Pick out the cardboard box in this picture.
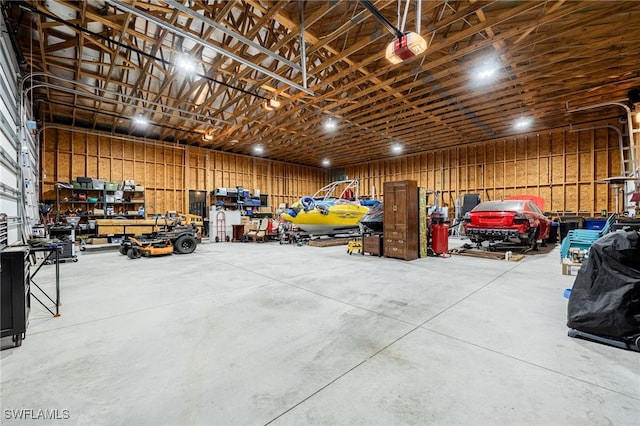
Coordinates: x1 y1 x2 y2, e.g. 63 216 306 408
89 237 108 245
134 185 144 192
240 216 251 224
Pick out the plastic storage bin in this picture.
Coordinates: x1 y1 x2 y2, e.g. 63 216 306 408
584 218 607 230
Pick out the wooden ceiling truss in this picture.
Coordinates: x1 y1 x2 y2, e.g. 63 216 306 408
7 0 640 167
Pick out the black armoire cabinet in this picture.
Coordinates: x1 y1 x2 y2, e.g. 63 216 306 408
1 246 30 348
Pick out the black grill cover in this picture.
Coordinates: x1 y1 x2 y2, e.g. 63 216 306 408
567 230 640 341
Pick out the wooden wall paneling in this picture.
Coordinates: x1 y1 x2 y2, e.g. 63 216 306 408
565 154 578 183
72 152 86 179
85 134 99 157
564 184 578 213
527 158 538 188
594 150 609 181
514 159 526 192
595 183 609 214
145 147 156 189
86 135 98 178
214 152 222 188
485 163 495 193
57 151 71 183
57 128 71 152
494 142 504 189
539 185 551 211
579 183 593 214
123 159 134 181
41 120 626 220
111 156 123 182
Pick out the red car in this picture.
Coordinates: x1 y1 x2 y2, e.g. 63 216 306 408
464 196 551 248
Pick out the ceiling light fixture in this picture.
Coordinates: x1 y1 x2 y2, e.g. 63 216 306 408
392 144 403 154
132 115 148 126
175 53 197 74
514 117 532 130
264 99 281 111
324 119 337 131
253 145 264 154
322 159 330 167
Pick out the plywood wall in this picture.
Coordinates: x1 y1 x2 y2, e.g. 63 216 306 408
42 121 625 218
345 123 624 216
41 127 328 216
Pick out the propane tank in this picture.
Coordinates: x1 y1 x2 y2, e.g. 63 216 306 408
431 216 449 255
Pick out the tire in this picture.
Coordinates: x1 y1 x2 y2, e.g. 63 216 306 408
119 245 128 255
174 235 197 254
127 247 142 259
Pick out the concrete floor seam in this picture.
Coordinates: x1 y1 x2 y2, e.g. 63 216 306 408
261 267 524 425
264 319 433 425
419 326 640 401
411 262 523 326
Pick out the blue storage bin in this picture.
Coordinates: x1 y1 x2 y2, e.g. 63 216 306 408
584 218 607 230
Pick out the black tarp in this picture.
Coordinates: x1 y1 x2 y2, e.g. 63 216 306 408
567 230 640 342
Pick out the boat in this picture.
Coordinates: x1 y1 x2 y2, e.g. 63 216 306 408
280 179 380 234
359 202 384 233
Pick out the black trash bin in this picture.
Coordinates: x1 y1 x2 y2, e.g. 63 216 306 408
558 215 584 242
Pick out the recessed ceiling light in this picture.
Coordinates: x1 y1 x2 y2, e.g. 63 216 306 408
253 145 264 154
392 144 403 154
322 158 330 167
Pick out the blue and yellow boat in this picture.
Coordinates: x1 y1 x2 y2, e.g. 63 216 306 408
280 180 380 234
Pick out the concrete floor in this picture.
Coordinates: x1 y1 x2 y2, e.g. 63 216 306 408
1 237 638 425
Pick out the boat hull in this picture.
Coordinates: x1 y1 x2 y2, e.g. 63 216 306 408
280 203 368 234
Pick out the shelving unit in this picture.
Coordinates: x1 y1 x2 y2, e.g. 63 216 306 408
56 181 145 224
210 187 268 212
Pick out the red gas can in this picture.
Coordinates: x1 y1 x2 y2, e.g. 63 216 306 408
431 222 449 255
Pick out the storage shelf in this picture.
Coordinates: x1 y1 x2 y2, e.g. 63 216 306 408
56 181 145 222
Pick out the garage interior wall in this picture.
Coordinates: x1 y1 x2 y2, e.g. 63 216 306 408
41 119 624 217
0 12 39 245
347 121 625 215
40 126 328 214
